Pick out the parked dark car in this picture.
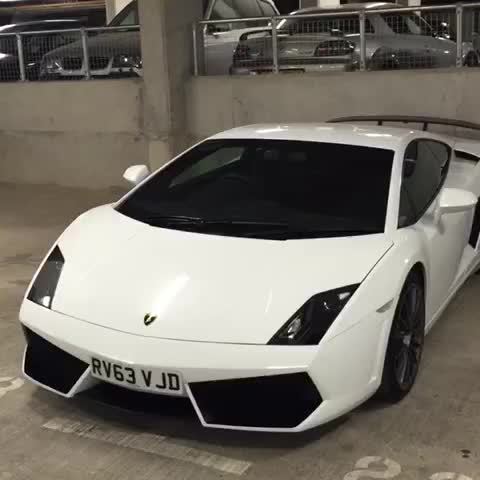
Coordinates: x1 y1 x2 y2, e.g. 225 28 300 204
0 19 89 81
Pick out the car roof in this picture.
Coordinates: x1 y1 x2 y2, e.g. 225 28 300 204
209 123 429 150
0 19 80 32
291 2 399 15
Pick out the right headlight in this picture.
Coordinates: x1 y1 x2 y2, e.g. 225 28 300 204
268 284 359 346
27 246 64 309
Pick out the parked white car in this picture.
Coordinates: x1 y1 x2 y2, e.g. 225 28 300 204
21 117 480 432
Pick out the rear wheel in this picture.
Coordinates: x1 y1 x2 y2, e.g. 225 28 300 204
379 270 425 402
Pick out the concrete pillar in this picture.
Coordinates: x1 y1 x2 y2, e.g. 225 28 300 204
138 0 203 170
105 0 135 24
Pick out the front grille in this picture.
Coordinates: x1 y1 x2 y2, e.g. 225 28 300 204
189 372 322 429
62 56 82 70
89 56 110 70
23 327 88 395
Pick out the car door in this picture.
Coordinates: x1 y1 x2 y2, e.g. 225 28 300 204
378 13 434 68
407 12 456 67
399 140 470 317
204 0 277 74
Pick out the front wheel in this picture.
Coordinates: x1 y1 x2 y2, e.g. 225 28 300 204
464 52 479 67
378 270 425 402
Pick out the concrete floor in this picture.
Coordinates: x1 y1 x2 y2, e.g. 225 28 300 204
1 182 480 480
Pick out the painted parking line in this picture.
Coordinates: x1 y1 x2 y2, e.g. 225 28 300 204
0 377 24 399
43 417 251 476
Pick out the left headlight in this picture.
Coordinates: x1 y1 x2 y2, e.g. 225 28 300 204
268 284 359 346
112 54 142 69
27 246 64 309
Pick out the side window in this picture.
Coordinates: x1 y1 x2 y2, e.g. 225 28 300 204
399 140 451 227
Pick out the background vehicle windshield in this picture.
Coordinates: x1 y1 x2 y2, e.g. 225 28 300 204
118 139 394 240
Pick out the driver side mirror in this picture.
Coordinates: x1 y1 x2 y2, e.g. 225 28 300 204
438 188 477 215
123 165 150 186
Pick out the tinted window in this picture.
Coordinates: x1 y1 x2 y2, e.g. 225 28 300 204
399 140 450 226
118 140 394 240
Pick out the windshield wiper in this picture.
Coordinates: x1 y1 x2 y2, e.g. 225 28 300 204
144 215 288 228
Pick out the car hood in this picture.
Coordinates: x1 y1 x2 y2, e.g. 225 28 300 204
43 30 140 59
51 206 392 345
241 33 346 58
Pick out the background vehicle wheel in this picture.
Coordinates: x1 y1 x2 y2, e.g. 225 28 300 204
464 52 479 67
378 270 425 402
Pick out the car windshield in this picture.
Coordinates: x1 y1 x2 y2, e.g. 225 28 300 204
109 0 138 27
118 139 394 240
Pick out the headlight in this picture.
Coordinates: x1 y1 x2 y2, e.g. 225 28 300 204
27 246 64 309
42 58 63 74
314 40 355 57
112 54 142 69
268 284 359 345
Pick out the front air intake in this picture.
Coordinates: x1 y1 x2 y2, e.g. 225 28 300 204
23 327 88 395
189 372 322 429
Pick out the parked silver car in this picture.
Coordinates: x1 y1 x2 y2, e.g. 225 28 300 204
231 2 479 74
40 0 280 79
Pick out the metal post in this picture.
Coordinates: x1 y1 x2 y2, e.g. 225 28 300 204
359 11 367 71
193 22 199 76
16 34 26 81
271 17 279 74
80 28 91 80
456 3 463 68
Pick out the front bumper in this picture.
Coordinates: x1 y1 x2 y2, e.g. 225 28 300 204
20 300 384 432
230 62 354 75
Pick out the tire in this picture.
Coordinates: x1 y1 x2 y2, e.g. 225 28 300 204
378 270 425 402
464 52 479 67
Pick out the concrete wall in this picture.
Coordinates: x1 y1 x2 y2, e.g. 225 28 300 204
0 80 146 188
186 68 480 141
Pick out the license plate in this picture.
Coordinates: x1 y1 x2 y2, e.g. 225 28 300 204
91 357 184 396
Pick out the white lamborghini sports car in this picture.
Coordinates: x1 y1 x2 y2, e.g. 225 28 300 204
20 116 480 432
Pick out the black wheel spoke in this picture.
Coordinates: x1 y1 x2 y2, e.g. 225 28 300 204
395 345 410 386
389 276 425 393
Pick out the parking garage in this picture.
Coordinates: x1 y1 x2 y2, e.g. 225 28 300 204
1 1 480 479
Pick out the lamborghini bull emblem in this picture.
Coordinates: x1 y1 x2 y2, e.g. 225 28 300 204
144 313 157 326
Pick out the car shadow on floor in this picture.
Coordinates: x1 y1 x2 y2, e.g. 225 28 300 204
29 382 389 451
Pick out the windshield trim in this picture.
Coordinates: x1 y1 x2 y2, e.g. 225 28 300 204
117 138 395 240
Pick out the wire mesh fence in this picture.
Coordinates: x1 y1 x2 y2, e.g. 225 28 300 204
196 2 480 76
0 25 140 82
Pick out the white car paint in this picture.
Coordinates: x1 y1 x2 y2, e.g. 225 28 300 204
20 122 480 432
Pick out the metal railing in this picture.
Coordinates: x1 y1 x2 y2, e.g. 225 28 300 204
0 24 140 82
193 2 480 76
